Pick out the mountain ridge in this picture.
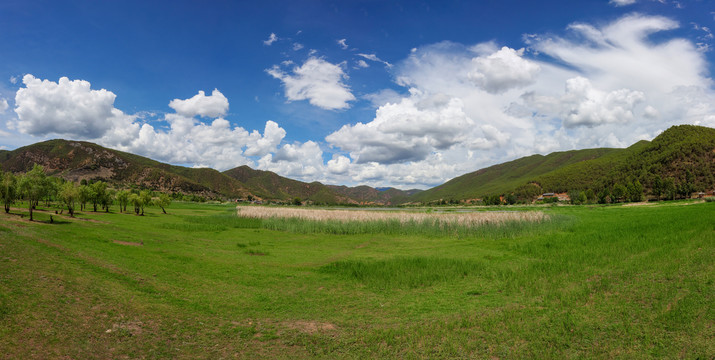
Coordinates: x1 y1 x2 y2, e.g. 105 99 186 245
1 124 713 204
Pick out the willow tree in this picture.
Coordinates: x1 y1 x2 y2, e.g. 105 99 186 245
0 170 17 213
17 164 49 221
59 181 79 217
154 193 171 214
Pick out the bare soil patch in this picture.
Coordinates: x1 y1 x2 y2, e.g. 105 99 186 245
112 240 143 246
284 320 337 334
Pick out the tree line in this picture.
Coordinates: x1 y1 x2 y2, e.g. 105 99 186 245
1 164 172 221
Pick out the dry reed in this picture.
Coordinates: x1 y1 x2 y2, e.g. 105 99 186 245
237 206 546 227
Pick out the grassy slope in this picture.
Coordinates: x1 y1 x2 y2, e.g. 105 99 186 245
0 139 250 198
412 147 619 202
223 165 349 203
0 201 712 358
412 125 715 201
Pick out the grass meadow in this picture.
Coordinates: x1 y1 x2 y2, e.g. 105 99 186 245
0 201 713 358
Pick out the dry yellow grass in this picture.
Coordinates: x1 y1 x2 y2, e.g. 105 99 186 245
237 206 547 226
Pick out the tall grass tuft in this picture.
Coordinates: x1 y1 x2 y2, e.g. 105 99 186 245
319 257 486 289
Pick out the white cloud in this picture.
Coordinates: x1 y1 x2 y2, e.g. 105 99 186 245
267 57 356 110
609 0 637 6
355 60 369 68
293 43 304 51
243 120 286 157
168 89 229 118
0 98 8 113
327 155 350 174
468 46 540 93
6 13 715 191
9 75 288 171
9 76 17 84
326 95 474 164
263 33 278 46
337 38 348 50
318 14 715 188
258 141 325 181
363 89 403 108
357 53 392 68
13 74 121 138
523 76 645 128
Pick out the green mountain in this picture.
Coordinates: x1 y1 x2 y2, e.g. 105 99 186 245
2 125 712 204
326 185 421 205
221 165 354 204
221 166 418 205
410 125 715 203
0 139 252 198
0 139 415 204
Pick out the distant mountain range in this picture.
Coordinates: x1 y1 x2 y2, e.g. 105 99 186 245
0 139 417 205
1 125 713 204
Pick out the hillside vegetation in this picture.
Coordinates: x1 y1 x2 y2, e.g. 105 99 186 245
1 125 712 205
412 125 715 203
0 140 414 205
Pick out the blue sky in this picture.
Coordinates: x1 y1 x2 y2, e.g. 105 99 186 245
0 0 713 189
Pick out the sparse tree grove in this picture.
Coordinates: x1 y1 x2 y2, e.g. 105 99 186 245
0 163 180 220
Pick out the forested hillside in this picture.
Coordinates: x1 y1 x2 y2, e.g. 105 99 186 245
410 125 715 204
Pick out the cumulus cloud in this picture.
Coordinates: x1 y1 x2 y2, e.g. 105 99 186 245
13 74 122 138
10 74 289 171
468 47 540 93
168 89 229 118
243 120 286 157
523 76 645 128
327 155 350 174
258 141 326 181
326 95 474 164
320 14 715 188
267 57 355 110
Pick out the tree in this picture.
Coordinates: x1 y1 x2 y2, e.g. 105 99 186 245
90 181 107 212
514 183 542 203
101 188 115 212
129 193 142 215
154 193 171 214
292 197 302 206
139 190 152 215
611 184 626 203
652 175 663 201
0 170 17 213
597 187 611 204
17 164 48 221
663 177 676 200
116 190 129 213
627 180 644 202
78 184 91 211
59 182 79 217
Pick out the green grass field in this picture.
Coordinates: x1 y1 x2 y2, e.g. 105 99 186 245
0 201 713 358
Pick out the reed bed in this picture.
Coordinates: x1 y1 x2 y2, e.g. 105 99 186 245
236 206 551 238
237 206 546 225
